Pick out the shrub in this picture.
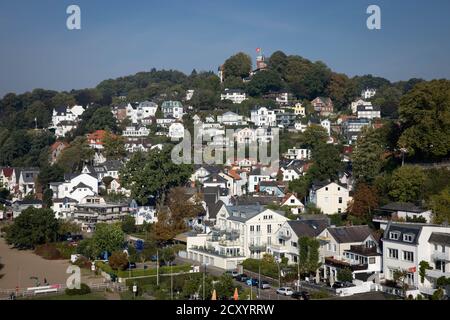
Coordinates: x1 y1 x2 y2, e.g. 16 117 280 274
310 290 330 300
34 244 62 260
65 283 91 296
108 251 128 271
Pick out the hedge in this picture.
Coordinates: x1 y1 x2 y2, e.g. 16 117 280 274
242 259 279 279
117 264 192 278
95 261 192 279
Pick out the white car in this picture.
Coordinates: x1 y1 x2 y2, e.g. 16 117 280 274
277 287 294 296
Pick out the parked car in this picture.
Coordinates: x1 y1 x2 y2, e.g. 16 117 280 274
276 287 294 296
246 278 259 287
236 274 249 282
332 281 354 289
259 280 271 289
127 262 137 270
291 291 310 300
225 270 240 278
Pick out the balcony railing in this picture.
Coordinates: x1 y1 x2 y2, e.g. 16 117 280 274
278 232 291 240
425 269 450 279
432 251 450 262
249 244 267 251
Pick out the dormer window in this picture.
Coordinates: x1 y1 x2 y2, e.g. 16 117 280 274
389 232 400 240
403 234 414 243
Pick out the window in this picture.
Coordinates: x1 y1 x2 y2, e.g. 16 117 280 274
338 187 341 191
403 251 414 262
388 248 399 259
369 257 376 264
250 226 254 232
338 208 342 214
403 234 414 243
256 225 261 232
290 199 295 204
267 225 272 234
389 232 400 240
338 197 343 204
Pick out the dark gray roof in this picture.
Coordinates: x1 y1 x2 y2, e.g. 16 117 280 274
232 196 281 206
287 220 328 238
328 225 373 243
53 197 78 203
15 199 43 205
207 200 225 220
203 173 227 184
382 223 423 245
104 160 123 171
71 182 93 192
429 232 450 246
226 204 263 222
380 202 425 213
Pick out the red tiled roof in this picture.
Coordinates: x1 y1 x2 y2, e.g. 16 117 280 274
2 167 14 178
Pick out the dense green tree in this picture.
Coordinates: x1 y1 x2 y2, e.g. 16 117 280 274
121 215 137 235
352 126 386 184
223 52 252 80
51 92 76 108
309 143 343 182
57 137 94 173
388 165 426 202
430 187 450 224
119 147 193 205
246 70 284 97
268 51 288 77
85 106 119 133
398 80 450 158
92 223 125 255
103 132 127 160
6 207 59 249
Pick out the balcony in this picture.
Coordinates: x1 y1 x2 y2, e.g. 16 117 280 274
268 244 289 253
425 269 450 279
432 251 450 262
249 244 267 251
325 257 368 271
278 232 291 240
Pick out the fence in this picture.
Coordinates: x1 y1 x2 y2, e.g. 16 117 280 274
0 281 127 300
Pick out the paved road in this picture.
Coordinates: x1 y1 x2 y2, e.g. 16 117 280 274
175 256 297 301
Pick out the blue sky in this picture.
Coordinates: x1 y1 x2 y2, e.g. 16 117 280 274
1 0 450 97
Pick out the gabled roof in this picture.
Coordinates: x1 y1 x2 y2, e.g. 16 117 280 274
226 204 263 222
1 167 14 178
429 232 450 246
53 197 78 203
327 225 373 244
71 182 93 192
287 220 328 238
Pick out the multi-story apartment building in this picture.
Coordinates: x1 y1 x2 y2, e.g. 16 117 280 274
186 205 288 270
250 107 277 127
161 101 184 120
220 89 248 104
357 105 381 120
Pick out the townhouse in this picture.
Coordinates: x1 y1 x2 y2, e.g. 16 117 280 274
250 107 277 127
317 225 381 283
268 218 329 264
381 222 450 297
311 97 334 117
217 111 247 126
161 101 185 120
309 181 351 215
